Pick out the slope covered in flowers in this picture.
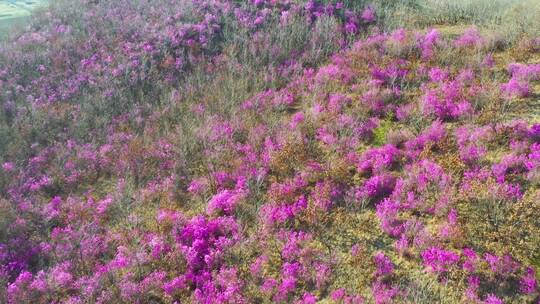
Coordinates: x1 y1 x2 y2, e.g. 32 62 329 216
1 1 540 303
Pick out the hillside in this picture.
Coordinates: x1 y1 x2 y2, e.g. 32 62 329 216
1 1 540 303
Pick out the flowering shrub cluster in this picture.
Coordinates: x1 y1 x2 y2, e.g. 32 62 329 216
501 63 540 99
1 1 540 303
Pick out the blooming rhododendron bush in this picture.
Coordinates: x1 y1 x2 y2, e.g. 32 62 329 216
1 0 540 303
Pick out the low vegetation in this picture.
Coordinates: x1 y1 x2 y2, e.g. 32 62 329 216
1 0 540 303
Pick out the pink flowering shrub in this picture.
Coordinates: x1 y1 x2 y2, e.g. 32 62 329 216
501 63 540 99
373 252 393 276
418 28 442 59
454 27 484 48
206 187 246 216
372 280 399 304
404 120 446 158
357 145 401 175
520 267 538 294
356 173 396 203
391 160 453 214
454 125 493 165
528 124 540 142
421 247 459 274
420 73 475 121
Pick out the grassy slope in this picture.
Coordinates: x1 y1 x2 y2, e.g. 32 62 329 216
0 1 46 39
1 1 540 303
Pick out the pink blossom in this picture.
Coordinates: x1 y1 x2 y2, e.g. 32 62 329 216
454 27 484 48
484 294 504 304
361 6 376 22
421 247 459 274
520 267 537 294
290 112 305 129
374 252 394 276
206 189 245 215
2 162 14 172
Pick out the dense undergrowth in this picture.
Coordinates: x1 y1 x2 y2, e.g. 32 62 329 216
1 0 540 303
